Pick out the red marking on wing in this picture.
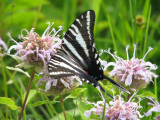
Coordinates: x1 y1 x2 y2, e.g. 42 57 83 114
84 71 88 74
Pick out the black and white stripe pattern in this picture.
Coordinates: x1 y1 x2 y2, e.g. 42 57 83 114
48 49 99 87
48 10 130 96
62 10 95 69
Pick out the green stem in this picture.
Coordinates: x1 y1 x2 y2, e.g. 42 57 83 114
60 95 67 120
0 109 5 120
107 14 117 52
43 95 55 117
129 0 137 44
7 3 14 47
154 78 157 100
73 100 77 117
0 57 8 119
101 2 117 52
32 0 42 27
18 68 35 120
143 6 151 55
102 91 107 120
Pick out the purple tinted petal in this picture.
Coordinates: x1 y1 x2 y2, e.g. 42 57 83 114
45 80 53 90
36 47 39 60
52 79 57 86
22 51 34 59
7 45 21 54
84 110 92 118
60 79 70 88
52 39 62 49
16 49 27 56
0 38 8 50
105 114 110 118
146 105 160 116
42 22 51 38
38 53 46 68
125 71 133 85
36 76 45 86
156 114 160 120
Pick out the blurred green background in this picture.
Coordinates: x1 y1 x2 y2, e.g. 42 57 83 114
0 0 160 119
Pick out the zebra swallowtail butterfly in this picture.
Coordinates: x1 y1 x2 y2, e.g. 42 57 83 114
48 10 130 97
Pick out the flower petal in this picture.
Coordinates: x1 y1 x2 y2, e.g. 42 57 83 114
0 38 8 50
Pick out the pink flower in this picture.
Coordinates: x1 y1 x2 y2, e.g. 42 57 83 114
7 22 62 69
100 45 158 90
84 92 143 120
36 69 82 96
7 22 82 96
145 97 160 120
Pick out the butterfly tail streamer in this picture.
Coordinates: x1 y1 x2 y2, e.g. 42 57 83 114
77 71 114 99
103 75 130 94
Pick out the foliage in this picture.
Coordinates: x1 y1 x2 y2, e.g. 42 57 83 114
0 0 160 119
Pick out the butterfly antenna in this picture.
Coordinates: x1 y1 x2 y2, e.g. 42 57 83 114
103 75 130 94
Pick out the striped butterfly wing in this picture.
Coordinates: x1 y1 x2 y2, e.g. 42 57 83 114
48 10 130 95
62 10 104 81
48 49 101 88
48 10 104 90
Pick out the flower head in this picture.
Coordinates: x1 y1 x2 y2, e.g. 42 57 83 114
84 92 143 120
136 15 145 25
0 37 8 56
101 45 158 90
36 70 82 96
8 22 62 69
145 97 160 120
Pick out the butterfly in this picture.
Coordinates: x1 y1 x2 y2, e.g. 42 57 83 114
48 10 130 97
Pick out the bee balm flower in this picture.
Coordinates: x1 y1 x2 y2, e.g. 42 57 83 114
37 70 82 96
84 93 143 120
101 45 158 90
7 22 62 69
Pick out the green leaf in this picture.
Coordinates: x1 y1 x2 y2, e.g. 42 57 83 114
15 62 33 69
6 66 30 77
64 88 87 100
30 100 59 107
0 97 20 110
77 101 93 120
6 54 23 63
136 91 157 100
61 112 74 120
23 89 39 105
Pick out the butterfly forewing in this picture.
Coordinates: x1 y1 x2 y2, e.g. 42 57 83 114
62 10 96 69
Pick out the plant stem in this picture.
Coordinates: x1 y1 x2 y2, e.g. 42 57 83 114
129 0 137 44
154 78 157 100
32 0 42 28
0 57 8 119
18 68 35 120
107 14 117 52
143 6 151 55
73 100 77 117
102 90 107 120
60 95 67 120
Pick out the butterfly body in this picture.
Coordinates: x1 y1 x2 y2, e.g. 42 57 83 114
48 10 130 96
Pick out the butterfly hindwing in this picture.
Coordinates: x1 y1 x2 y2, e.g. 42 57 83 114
48 49 100 87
